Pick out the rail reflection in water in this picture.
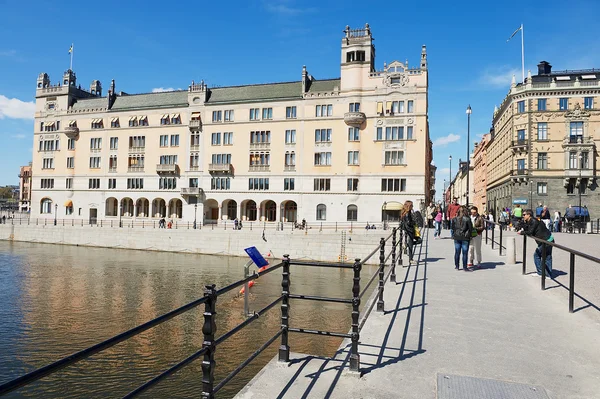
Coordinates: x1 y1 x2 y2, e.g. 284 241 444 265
0 241 377 398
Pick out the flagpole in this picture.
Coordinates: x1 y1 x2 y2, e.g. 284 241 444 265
70 43 73 71
520 24 525 83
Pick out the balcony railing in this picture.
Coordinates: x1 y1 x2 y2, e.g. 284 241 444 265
108 167 117 173
249 142 270 150
129 147 145 154
128 166 145 172
564 135 593 145
511 139 527 147
515 169 527 175
208 163 232 173
190 144 200 151
343 111 366 126
64 126 79 138
189 119 202 131
284 165 296 172
249 164 270 172
190 165 199 171
181 187 201 196
156 164 179 174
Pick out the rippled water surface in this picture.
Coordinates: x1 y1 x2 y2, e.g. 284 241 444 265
0 241 377 398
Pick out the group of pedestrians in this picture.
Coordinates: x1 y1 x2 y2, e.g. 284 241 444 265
450 205 484 271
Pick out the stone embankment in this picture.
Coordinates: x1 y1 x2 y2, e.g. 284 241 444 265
0 224 389 263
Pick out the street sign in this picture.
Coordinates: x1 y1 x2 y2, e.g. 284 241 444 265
513 198 528 205
244 246 269 267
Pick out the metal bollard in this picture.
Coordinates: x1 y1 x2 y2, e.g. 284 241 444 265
349 258 361 372
201 284 217 399
391 228 397 283
505 237 516 264
377 237 385 312
522 235 527 275
279 255 291 362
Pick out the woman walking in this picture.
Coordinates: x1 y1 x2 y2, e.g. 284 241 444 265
401 200 418 266
433 206 443 239
452 206 473 271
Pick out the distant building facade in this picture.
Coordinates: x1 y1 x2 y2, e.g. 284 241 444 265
487 61 599 216
472 133 491 212
30 24 432 225
19 163 32 212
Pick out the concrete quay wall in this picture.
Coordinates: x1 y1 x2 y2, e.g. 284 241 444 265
0 224 390 263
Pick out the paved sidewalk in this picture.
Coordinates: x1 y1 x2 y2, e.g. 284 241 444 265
235 229 600 399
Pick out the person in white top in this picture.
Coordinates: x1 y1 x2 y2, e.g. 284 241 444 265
553 210 561 233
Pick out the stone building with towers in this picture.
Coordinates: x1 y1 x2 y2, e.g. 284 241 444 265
30 24 432 225
485 61 600 217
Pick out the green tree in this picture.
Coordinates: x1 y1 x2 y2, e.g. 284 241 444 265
0 187 13 199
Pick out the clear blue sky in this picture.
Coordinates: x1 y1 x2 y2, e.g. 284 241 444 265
1 0 599 199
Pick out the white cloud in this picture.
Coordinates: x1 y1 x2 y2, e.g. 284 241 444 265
11 134 27 139
433 133 461 147
264 0 315 15
0 95 35 119
478 66 520 89
437 167 450 177
0 50 16 57
151 87 181 93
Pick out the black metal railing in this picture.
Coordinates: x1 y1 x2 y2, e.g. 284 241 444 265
483 220 505 255
520 234 600 313
0 228 405 398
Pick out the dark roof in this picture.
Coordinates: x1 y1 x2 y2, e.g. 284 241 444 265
111 91 189 111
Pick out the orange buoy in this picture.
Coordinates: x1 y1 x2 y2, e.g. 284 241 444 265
239 257 270 295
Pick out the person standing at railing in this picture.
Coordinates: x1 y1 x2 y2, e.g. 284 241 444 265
518 209 554 277
446 198 461 237
433 206 443 239
468 206 484 269
452 206 473 271
401 200 417 266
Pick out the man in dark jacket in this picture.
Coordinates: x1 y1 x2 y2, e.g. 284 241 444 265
518 209 553 277
446 198 461 237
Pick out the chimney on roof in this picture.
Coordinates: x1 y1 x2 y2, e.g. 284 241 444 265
537 61 552 75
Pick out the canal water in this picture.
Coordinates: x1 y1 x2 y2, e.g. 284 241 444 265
0 241 378 398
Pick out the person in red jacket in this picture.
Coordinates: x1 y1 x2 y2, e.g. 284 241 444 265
446 198 461 237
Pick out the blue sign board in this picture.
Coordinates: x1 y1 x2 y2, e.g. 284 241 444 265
513 198 528 205
244 246 269 267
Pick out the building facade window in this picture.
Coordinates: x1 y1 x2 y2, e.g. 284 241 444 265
517 159 525 170
160 135 169 147
190 154 199 169
250 108 260 121
160 114 171 125
384 151 404 165
90 138 102 150
89 178 100 189
211 177 231 190
316 204 327 220
569 151 578 169
389 101 404 114
537 122 548 140
407 100 414 113
537 153 548 169
249 152 269 166
211 132 221 145
189 178 199 188
223 132 233 145
348 127 360 141
212 111 222 122
538 98 547 111
171 114 181 124
129 116 139 127
39 139 59 152
41 179 54 189
315 104 333 117
224 110 234 122
314 152 332 166
517 129 526 141
91 119 103 129
349 103 360 112
262 108 273 120
347 151 359 165
41 198 53 213
381 178 406 192
170 134 179 147
250 131 271 143
315 129 332 143
567 178 575 194
89 157 101 169
129 136 145 149
110 118 120 128
284 178 295 191
42 158 54 169
248 178 269 190
285 130 296 144
584 97 594 110
128 155 145 170
570 122 584 141
159 155 178 165
211 154 231 164
347 205 358 221
285 151 295 166
407 126 414 139
314 178 331 191
67 138 75 150
581 152 589 169
108 178 117 189
159 177 177 190
517 101 525 113
108 155 117 170
559 98 568 110
347 178 358 191
127 178 144 189
537 182 547 195
110 137 118 150
191 133 200 147
66 178 73 189
67 157 74 169
286 106 297 119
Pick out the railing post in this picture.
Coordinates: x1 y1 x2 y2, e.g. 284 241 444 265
569 253 575 313
485 221 488 244
541 242 547 290
491 226 495 250
201 284 217 399
499 225 503 256
398 228 404 268
391 228 397 283
522 234 527 275
350 258 361 372
377 237 385 312
279 255 290 362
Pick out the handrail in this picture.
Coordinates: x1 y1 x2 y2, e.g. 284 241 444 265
526 234 600 263
0 230 398 398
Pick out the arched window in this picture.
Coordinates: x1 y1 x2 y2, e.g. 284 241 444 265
41 198 53 214
347 205 358 221
316 204 327 221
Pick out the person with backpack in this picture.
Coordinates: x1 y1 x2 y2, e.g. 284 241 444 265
401 200 418 266
468 206 484 269
452 206 473 271
499 208 508 231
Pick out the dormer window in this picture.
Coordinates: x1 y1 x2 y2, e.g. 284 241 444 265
129 116 138 127
160 114 170 125
91 119 104 129
171 114 181 124
139 116 149 126
110 118 120 128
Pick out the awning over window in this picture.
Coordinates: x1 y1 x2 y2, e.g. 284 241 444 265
64 200 73 207
172 113 180 118
383 201 402 211
68 120 77 127
47 121 55 127
129 116 137 122
161 114 169 119
377 102 383 114
111 117 119 123
139 115 147 121
191 112 201 120
385 101 392 113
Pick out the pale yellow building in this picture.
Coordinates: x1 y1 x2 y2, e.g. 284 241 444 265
472 133 491 212
487 61 599 216
31 24 432 225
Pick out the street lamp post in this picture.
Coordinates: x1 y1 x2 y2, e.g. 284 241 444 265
54 203 57 226
579 153 583 211
466 105 472 206
383 201 388 230
448 155 452 202
119 203 123 228
194 203 198 229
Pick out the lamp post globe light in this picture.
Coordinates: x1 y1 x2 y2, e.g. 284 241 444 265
54 203 57 226
466 105 472 207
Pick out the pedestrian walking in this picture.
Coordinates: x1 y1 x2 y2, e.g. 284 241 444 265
468 206 484 269
486 210 494 231
401 200 418 266
512 204 523 230
446 198 461 237
426 202 436 228
540 206 552 231
234 218 239 230
553 210 561 233
518 209 554 277
433 206 443 238
452 206 473 271
499 208 508 231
